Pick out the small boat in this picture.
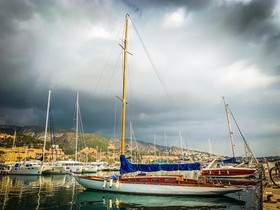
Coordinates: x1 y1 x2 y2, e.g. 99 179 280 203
201 158 258 179
202 97 259 180
8 160 42 175
74 14 242 196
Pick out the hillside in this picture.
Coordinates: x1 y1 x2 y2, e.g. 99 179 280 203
0 125 108 155
0 125 219 163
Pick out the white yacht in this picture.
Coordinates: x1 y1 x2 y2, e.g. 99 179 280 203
8 160 42 175
43 160 83 174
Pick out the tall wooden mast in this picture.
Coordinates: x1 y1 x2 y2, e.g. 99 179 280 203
121 14 129 156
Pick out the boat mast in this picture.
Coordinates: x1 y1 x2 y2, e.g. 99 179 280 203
208 139 212 154
11 129 16 162
222 96 236 158
121 14 129 156
75 92 79 161
179 130 183 158
42 90 51 165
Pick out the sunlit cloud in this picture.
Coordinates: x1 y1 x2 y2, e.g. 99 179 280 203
162 8 187 29
217 60 277 93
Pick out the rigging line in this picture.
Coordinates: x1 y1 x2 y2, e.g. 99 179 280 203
229 108 259 164
92 41 114 96
127 21 138 131
127 67 135 131
114 98 117 138
78 106 86 149
114 98 122 140
104 49 122 97
129 16 174 106
92 17 125 97
49 106 56 145
73 102 78 155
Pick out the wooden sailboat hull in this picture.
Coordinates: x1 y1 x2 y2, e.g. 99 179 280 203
74 175 242 196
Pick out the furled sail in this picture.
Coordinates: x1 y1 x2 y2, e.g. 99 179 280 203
120 155 200 174
222 157 240 164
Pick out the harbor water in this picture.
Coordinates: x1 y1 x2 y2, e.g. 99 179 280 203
0 174 261 210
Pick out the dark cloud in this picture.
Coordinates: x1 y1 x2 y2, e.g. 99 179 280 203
0 0 34 37
221 0 275 35
0 0 279 156
213 0 280 75
122 0 210 12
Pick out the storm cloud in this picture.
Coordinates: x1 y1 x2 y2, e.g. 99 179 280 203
0 0 279 156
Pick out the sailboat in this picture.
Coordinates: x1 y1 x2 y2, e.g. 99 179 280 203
74 93 97 173
43 93 85 174
8 91 53 176
8 146 43 175
201 97 258 179
74 14 242 195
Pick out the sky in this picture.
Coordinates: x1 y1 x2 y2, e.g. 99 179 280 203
0 0 279 157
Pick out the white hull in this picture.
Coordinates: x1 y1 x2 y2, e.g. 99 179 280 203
43 161 84 174
43 165 83 174
8 166 42 175
42 166 66 175
74 176 241 196
8 161 42 175
82 165 98 173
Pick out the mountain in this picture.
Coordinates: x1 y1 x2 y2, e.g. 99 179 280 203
0 125 108 155
0 125 218 162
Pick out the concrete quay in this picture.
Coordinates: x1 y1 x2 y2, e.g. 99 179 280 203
262 168 280 209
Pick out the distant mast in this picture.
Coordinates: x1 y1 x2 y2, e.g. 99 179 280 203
223 96 236 158
43 90 51 165
208 139 212 154
121 14 129 156
12 129 16 149
75 92 79 161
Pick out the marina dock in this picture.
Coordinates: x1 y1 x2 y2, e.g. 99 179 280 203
262 176 280 209
262 181 280 210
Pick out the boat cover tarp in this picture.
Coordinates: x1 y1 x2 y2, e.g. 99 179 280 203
222 157 240 164
120 155 201 174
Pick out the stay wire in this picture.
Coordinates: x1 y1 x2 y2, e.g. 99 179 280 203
129 16 174 107
229 108 258 165
92 16 126 97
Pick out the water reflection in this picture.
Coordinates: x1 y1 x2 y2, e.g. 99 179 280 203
0 175 82 210
75 190 245 209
